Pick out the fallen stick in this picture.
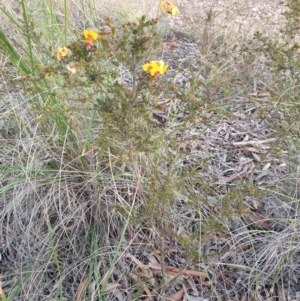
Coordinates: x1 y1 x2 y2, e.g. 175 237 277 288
232 138 277 147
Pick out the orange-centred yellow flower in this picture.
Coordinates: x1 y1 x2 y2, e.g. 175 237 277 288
159 1 179 16
83 30 98 46
56 47 68 61
143 60 168 77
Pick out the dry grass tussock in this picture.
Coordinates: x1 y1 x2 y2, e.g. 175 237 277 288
1 0 300 300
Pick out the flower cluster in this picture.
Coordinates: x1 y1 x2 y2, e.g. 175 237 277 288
142 3 178 78
160 1 179 16
55 5 179 79
56 47 68 61
83 29 98 46
143 60 169 77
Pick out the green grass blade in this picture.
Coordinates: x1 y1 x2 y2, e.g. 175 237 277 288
20 0 35 74
0 30 31 74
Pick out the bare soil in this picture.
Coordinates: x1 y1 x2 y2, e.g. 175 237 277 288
99 0 288 37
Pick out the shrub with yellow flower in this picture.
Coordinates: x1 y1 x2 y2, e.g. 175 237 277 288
56 47 68 61
143 60 169 77
83 30 98 46
159 1 179 16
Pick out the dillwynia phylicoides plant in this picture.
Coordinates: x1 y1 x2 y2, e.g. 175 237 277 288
7 0 246 245
22 1 189 170
41 1 181 157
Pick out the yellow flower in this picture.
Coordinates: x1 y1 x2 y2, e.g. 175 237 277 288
83 29 98 46
159 1 179 16
56 46 68 61
143 60 169 77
